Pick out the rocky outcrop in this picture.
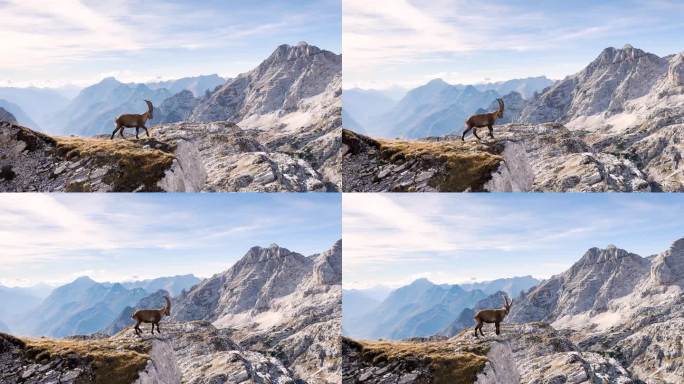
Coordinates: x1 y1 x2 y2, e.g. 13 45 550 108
341 129 533 192
0 331 176 384
0 319 302 384
173 241 342 383
0 107 16 124
0 122 176 192
343 323 632 384
1 121 336 192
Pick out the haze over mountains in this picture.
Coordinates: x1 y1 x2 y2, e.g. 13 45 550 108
0 275 199 337
0 76 225 136
343 76 554 138
342 276 539 340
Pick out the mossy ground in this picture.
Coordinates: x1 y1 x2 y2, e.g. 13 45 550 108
22 337 150 384
376 138 504 191
349 338 490 384
54 137 175 192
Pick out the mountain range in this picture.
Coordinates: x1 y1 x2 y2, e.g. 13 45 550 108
0 242 340 384
344 237 684 383
343 276 539 340
173 240 342 383
344 45 684 192
1 42 341 192
344 76 554 138
1 275 198 338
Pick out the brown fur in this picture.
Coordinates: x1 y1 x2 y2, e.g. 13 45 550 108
462 98 504 141
111 100 154 140
473 294 511 338
131 296 170 336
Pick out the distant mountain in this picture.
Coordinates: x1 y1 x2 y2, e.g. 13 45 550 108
518 44 671 125
54 77 172 136
342 289 380 324
345 278 488 340
146 74 226 97
0 285 43 329
343 88 397 131
459 275 539 298
342 109 366 133
173 240 342 383
509 244 651 324
371 79 499 139
0 87 70 132
474 76 554 99
352 77 553 139
0 99 39 129
150 90 199 124
121 274 200 296
102 289 170 335
0 107 16 123
18 276 149 337
190 43 341 127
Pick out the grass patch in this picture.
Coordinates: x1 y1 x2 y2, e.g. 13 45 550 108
23 337 150 384
54 137 175 192
352 338 490 384
376 138 504 192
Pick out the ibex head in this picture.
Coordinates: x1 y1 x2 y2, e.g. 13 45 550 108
495 98 504 118
501 293 512 314
162 296 171 316
144 100 154 120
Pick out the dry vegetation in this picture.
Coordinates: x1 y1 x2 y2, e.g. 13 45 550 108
376 138 504 191
348 338 490 384
22 337 151 384
54 137 175 191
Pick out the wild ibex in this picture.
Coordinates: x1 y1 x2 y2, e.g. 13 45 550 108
473 293 512 338
462 98 504 141
131 296 170 336
111 100 153 140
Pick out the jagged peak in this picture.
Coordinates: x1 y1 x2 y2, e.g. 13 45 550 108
669 237 684 253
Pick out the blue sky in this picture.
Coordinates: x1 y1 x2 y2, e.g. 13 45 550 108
343 0 684 89
343 193 684 289
0 0 341 87
0 193 340 287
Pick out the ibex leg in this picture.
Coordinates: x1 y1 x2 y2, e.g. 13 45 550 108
135 127 140 139
495 322 500 335
142 126 150 138
488 124 494 139
111 126 121 140
472 128 481 140
119 127 125 138
134 320 142 336
462 126 473 141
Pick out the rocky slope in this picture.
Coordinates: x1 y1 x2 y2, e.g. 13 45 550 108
342 129 533 192
1 119 336 192
510 237 684 383
1 321 299 384
343 322 632 384
173 241 342 383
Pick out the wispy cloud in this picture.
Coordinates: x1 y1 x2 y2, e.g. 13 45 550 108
0 194 340 286
343 194 684 289
344 0 684 88
0 0 340 86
